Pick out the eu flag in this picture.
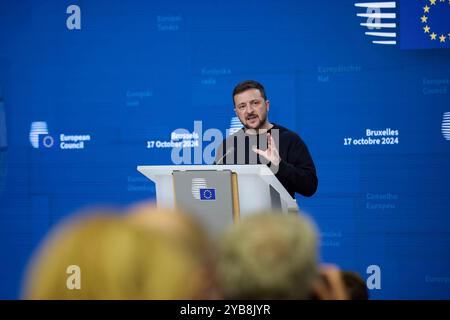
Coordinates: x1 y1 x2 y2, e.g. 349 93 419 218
199 188 216 200
400 0 450 49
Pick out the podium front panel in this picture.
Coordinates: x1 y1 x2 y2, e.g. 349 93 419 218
173 170 234 236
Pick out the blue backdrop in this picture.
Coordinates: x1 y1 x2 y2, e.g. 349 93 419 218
1 0 449 299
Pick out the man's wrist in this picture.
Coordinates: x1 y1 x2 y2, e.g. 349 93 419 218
271 156 280 166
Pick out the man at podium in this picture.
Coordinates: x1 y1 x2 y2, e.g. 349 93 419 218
215 80 318 198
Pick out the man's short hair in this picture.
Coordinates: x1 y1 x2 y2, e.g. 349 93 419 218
232 80 267 105
218 213 319 299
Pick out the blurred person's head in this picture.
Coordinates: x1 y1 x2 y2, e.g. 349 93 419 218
126 202 220 299
341 270 369 300
23 209 211 299
126 202 209 251
218 212 319 299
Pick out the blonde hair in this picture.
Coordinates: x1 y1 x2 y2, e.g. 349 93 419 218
23 210 206 299
126 203 219 299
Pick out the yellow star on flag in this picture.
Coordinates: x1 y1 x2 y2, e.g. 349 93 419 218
430 32 437 40
430 0 436 5
421 15 428 23
423 25 430 33
423 5 430 12
439 34 446 42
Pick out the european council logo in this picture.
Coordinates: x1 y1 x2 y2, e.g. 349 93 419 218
191 178 216 201
191 178 208 200
228 116 243 136
355 1 450 49
355 2 398 45
29 121 54 148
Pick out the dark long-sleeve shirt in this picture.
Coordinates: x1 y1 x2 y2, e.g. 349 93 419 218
215 123 318 198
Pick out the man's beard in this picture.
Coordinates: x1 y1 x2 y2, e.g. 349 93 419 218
242 113 267 131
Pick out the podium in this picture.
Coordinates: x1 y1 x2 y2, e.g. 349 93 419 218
137 165 298 235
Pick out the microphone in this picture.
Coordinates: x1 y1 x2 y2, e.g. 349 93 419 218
215 147 234 165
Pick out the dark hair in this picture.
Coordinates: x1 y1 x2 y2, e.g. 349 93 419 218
341 271 369 300
232 80 267 105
